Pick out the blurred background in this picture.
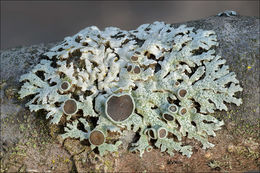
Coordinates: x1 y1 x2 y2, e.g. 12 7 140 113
1 1 259 49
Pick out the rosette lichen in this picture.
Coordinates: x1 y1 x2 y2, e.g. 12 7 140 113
19 21 243 157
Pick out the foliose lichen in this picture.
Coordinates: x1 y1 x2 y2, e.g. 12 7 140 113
19 21 243 157
217 10 237 17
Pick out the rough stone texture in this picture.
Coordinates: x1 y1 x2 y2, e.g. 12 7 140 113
0 15 259 172
1 44 54 145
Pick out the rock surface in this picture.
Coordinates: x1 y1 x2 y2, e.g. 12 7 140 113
1 15 259 172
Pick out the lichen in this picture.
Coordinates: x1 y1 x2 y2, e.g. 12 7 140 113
19 21 242 157
217 10 237 17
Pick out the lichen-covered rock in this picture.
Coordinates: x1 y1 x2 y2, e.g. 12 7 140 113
19 21 242 157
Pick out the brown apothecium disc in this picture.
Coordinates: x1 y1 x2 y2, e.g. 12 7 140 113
179 89 187 97
180 108 187 115
163 113 174 121
63 99 77 115
159 128 167 138
106 95 134 122
131 56 138 61
133 66 141 74
89 130 105 146
61 81 69 90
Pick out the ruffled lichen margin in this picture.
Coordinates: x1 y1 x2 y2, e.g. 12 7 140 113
18 21 242 157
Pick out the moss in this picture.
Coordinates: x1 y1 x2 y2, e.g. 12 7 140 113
63 138 89 156
4 86 18 100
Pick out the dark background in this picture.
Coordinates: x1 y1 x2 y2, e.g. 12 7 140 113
1 1 259 50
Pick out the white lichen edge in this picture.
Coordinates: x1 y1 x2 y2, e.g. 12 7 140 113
19 21 243 157
217 10 237 17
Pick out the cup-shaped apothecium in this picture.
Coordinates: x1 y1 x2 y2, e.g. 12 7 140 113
157 127 168 139
179 107 187 116
168 104 178 113
62 99 78 115
89 130 105 146
174 81 180 87
162 112 175 122
133 66 141 74
147 128 157 139
177 88 187 98
105 94 135 123
146 146 153 152
144 128 157 139
127 65 132 72
131 56 139 62
60 81 71 92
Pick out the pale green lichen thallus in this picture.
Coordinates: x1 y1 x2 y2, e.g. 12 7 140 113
19 22 243 157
